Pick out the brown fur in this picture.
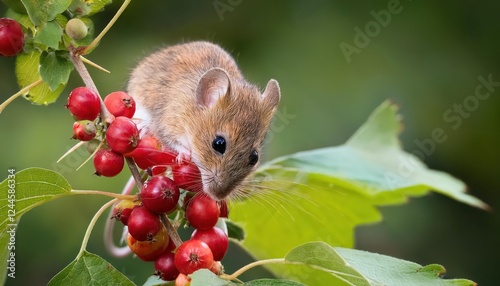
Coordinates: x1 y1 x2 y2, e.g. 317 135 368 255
127 41 280 200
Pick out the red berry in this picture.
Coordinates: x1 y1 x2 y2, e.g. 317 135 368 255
127 206 161 241
191 227 228 261
106 116 140 154
112 199 139 225
93 149 124 177
67 87 101 121
141 176 180 214
172 162 202 192
72 120 96 141
125 136 176 171
0 18 24 57
104 91 136 118
174 239 214 275
127 226 169 261
155 251 180 281
186 195 220 230
219 200 229 218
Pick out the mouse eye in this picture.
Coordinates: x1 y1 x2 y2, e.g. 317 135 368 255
212 136 226 154
249 150 259 166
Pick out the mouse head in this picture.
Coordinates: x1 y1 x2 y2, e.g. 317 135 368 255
189 68 280 200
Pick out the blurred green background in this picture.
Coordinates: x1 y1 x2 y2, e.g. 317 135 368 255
1 0 499 285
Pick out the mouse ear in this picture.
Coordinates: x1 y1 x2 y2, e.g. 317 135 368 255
261 79 281 110
196 68 231 108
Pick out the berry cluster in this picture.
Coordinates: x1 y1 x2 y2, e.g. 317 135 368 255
66 87 140 177
112 170 229 284
65 87 230 284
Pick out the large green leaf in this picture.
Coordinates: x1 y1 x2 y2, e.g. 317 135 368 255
15 50 66 105
281 242 475 286
0 168 73 284
230 101 486 285
47 251 134 286
21 0 72 26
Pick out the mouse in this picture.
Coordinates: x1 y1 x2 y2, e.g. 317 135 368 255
127 41 281 200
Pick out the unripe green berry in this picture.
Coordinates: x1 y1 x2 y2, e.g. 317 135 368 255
65 18 88 40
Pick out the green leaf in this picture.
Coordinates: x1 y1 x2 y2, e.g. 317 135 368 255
143 275 171 286
33 20 63 50
0 168 73 284
190 269 230 286
226 219 245 241
245 279 307 286
230 101 486 285
281 242 476 285
40 51 73 91
87 0 113 16
15 50 66 105
48 251 135 286
21 0 72 26
5 9 34 31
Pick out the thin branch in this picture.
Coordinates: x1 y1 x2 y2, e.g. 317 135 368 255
69 48 114 125
71 189 137 200
76 140 104 171
80 56 110 73
125 157 144 190
161 214 183 248
77 199 118 258
0 79 43 114
222 258 286 281
57 140 86 163
83 0 132 54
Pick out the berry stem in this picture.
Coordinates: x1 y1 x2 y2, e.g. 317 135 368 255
160 214 183 248
83 0 131 54
69 47 115 126
0 79 43 114
71 189 137 200
125 157 144 190
221 258 286 281
77 198 118 258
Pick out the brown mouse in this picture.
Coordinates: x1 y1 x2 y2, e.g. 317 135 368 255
127 41 281 200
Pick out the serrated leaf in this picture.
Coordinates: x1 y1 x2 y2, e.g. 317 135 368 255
47 251 135 286
21 0 72 26
226 219 245 241
230 101 486 285
15 50 66 105
0 168 73 284
33 20 63 50
190 269 231 286
40 51 73 91
281 242 476 286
